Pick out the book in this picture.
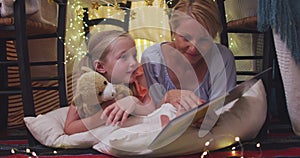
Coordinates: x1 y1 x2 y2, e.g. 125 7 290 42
148 67 272 150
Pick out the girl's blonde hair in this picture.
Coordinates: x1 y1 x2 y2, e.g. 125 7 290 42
170 0 222 39
76 30 132 75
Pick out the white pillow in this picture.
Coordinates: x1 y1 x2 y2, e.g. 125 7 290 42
95 103 177 154
24 107 119 148
24 103 176 149
93 79 267 157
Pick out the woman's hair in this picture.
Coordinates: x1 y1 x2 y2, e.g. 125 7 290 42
76 30 131 75
170 0 222 38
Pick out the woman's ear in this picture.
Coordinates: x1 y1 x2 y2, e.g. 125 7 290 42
94 60 106 74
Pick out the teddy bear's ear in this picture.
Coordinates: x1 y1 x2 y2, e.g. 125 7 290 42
81 66 93 72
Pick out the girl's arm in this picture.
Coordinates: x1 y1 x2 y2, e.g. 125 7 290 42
100 65 160 126
100 96 149 126
101 75 156 126
64 104 106 135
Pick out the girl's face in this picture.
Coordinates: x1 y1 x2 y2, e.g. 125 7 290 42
173 19 213 65
98 36 138 84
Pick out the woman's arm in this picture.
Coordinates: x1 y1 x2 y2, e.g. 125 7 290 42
64 105 106 135
158 89 205 111
141 48 204 113
141 45 168 106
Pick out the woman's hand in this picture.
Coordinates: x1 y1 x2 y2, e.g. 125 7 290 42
100 96 139 126
164 89 205 112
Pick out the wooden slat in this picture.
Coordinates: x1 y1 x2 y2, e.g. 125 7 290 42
4 42 72 129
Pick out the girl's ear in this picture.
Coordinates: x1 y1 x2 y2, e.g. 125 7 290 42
94 60 106 74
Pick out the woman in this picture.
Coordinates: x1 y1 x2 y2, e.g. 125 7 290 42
141 0 236 119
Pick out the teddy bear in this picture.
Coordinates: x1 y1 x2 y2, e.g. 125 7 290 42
72 66 133 119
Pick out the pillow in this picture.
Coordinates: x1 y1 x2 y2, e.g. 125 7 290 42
24 107 119 148
94 103 177 154
93 79 267 157
0 0 39 17
24 103 175 149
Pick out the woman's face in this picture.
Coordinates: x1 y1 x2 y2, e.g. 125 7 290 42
173 19 213 65
101 37 138 84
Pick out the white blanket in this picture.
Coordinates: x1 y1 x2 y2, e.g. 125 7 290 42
24 80 267 157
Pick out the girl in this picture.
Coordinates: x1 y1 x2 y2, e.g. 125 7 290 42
64 30 162 135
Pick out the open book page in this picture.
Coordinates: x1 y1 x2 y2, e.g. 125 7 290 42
148 68 271 150
148 94 227 150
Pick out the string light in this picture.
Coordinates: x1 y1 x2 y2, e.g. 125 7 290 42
9 147 65 157
26 148 31 153
9 147 39 157
200 135 246 157
11 148 15 154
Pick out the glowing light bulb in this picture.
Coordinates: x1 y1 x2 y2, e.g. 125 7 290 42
26 148 31 153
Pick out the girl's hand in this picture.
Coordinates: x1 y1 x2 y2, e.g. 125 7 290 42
101 96 139 126
164 89 205 112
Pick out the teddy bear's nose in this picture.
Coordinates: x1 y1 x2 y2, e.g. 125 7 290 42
111 88 116 97
111 91 116 97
